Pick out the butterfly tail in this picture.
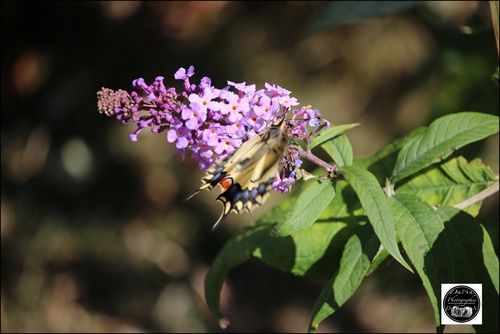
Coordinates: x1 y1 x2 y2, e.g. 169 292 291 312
182 183 213 202
212 200 232 230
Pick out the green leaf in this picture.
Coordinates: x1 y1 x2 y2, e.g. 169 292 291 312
391 112 499 183
204 225 273 329
309 123 359 149
271 179 336 237
436 206 499 333
301 172 369 221
306 1 419 33
204 220 362 327
390 194 452 332
320 133 353 167
286 221 360 278
358 126 427 168
357 126 427 179
308 222 380 332
205 178 371 327
390 195 500 332
366 245 390 275
340 165 413 272
395 156 498 216
269 213 362 279
490 2 499 71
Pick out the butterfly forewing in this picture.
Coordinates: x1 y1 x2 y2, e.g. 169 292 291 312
215 127 288 228
184 118 289 229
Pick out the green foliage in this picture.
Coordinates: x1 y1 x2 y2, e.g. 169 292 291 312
270 178 337 237
203 3 500 332
391 112 499 182
306 1 419 33
205 112 499 332
310 123 359 167
308 222 381 332
341 165 412 272
396 156 497 216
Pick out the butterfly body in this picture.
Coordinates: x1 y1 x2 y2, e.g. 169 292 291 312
184 118 289 230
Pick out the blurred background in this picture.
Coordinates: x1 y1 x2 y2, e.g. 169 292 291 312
1 1 498 333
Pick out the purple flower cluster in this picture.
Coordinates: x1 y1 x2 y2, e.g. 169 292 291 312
97 66 330 192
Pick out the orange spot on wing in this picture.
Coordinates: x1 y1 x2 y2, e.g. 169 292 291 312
219 177 233 190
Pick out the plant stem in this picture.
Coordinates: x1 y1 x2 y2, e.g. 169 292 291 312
296 148 338 176
454 182 499 210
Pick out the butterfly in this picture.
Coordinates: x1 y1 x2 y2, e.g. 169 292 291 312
183 116 289 230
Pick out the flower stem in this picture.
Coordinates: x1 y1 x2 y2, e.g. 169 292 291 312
296 148 338 177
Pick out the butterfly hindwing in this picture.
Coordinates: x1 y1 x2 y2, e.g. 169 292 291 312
215 127 288 229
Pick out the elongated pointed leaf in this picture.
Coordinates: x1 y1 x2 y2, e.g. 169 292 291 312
491 1 499 63
340 165 412 272
391 112 499 182
271 179 336 237
366 245 390 275
321 133 353 167
204 225 274 328
390 195 452 332
309 223 380 333
390 195 499 332
436 206 499 333
205 199 364 327
396 156 497 216
357 126 428 185
306 1 419 33
204 223 360 327
309 123 360 149
357 126 427 169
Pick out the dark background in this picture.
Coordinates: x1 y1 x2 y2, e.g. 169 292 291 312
1 1 498 332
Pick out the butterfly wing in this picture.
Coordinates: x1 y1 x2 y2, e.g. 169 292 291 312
184 121 288 229
182 132 267 201
214 127 288 229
